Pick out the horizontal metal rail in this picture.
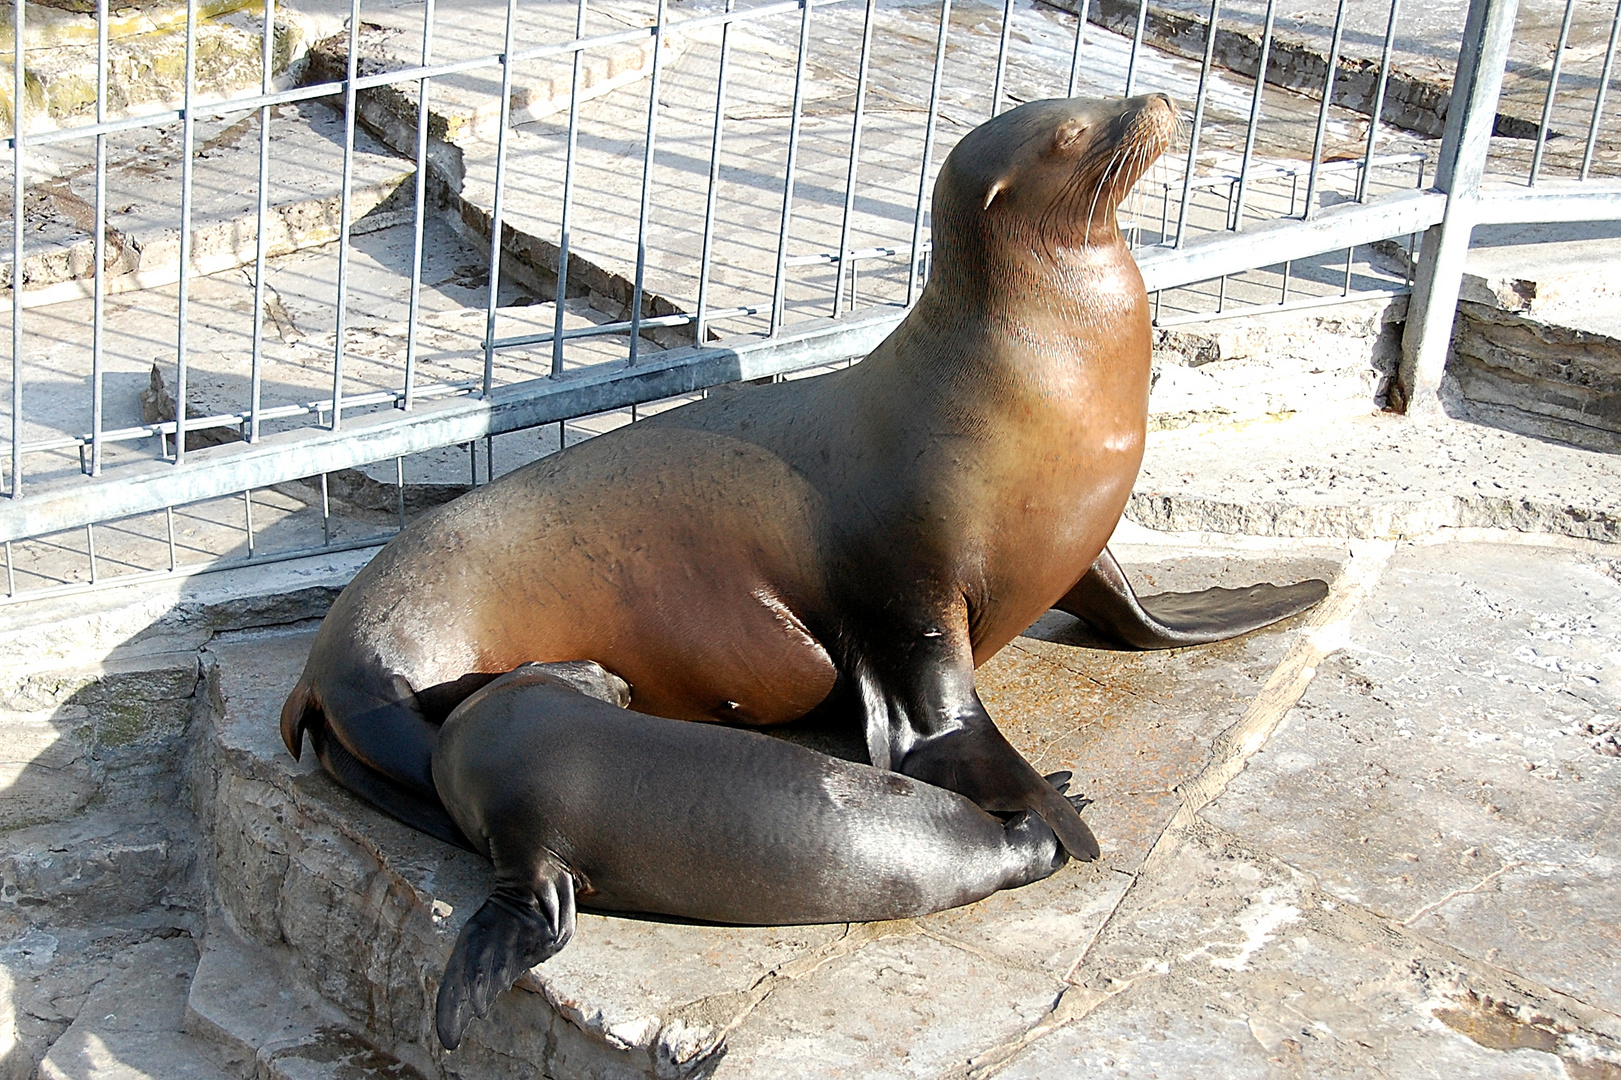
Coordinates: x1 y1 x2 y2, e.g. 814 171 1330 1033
1473 182 1621 225
1135 189 1445 292
0 308 901 543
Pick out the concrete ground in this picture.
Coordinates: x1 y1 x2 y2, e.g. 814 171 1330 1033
1 406 1619 1079
0 0 1619 1076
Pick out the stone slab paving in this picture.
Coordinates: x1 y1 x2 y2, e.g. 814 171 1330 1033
993 821 1609 1079
1204 540 1621 1015
35 936 233 1080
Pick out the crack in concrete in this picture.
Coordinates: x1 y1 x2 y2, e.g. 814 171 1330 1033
1400 861 1528 928
939 540 1397 1076
658 918 923 1062
1165 538 1396 829
946 978 1146 1080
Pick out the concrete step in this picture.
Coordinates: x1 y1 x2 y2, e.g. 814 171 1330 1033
1128 409 1621 542
301 0 662 148
185 915 422 1080
1 815 187 925
35 935 236 1080
0 649 199 839
4 100 412 304
0 0 332 136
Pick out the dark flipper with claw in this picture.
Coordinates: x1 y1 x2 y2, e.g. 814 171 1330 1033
435 852 576 1051
1056 547 1329 650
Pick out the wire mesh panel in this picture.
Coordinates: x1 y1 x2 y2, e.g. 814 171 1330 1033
0 0 1616 601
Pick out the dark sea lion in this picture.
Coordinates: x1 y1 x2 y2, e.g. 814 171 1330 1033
281 92 1327 860
430 661 1084 1050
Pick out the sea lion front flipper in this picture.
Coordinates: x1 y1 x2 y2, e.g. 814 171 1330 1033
435 851 576 1051
1055 548 1329 650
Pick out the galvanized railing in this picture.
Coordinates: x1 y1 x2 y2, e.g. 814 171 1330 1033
0 0 1617 602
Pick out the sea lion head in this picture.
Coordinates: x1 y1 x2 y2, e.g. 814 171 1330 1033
932 94 1177 267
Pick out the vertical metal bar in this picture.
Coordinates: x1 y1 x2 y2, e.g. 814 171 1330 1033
908 0 952 307
404 0 436 408
1531 0 1577 183
1581 0 1621 180
165 506 177 570
247 0 275 443
320 472 331 544
551 0 588 374
174 0 199 464
90 0 108 473
769 0 814 335
833 0 876 317
1232 0 1277 231
1303 0 1349 219
1175 0 1223 247
1125 0 1149 96
1067 0 1091 96
10 0 22 498
1216 273 1227 312
485 433 493 480
481 0 520 390
330 0 364 429
1343 244 1354 293
1358 0 1401 201
694 0 735 342
3 540 11 596
991 0 1015 117
628 0 669 363
1399 0 1519 415
243 489 255 557
395 455 405 527
85 524 97 584
468 441 476 486
1279 260 1290 304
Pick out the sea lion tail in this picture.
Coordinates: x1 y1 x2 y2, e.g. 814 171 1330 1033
280 680 318 760
436 858 577 1051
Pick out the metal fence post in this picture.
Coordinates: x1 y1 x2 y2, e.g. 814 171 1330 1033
1396 0 1519 417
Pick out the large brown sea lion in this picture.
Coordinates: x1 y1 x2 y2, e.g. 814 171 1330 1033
281 93 1327 861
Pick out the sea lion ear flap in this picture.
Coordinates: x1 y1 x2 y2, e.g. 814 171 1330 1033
982 177 1010 211
1052 119 1090 153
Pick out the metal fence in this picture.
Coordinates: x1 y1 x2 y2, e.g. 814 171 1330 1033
0 0 1617 603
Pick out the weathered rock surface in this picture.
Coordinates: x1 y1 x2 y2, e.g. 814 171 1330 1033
1447 222 1621 454
35 934 233 1080
186 545 1341 1079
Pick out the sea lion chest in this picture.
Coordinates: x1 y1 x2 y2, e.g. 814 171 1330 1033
956 250 1153 657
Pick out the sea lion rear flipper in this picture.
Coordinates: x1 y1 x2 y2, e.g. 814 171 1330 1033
1056 548 1329 650
308 720 474 851
436 851 576 1051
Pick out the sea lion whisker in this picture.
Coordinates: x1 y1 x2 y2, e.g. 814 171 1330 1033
1085 142 1130 243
